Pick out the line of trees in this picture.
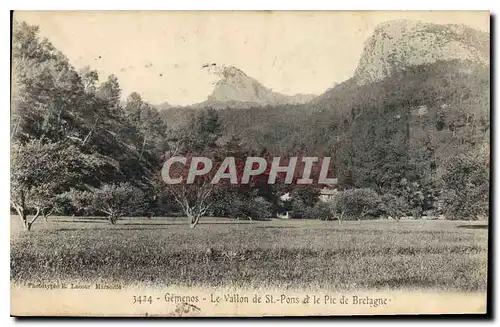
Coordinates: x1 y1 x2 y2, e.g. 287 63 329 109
10 20 489 231
283 156 489 223
10 21 284 230
11 21 172 230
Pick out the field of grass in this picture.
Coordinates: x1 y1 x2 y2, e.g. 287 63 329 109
10 215 489 292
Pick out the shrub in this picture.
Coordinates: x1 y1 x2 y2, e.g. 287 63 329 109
209 190 273 221
291 188 320 207
334 188 381 220
379 193 409 220
210 190 236 217
220 195 273 221
290 198 309 219
398 178 439 219
310 201 334 220
291 198 335 220
247 197 273 220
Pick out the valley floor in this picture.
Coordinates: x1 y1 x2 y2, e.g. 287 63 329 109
10 216 489 292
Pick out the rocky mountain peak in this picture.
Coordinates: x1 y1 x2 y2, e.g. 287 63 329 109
198 64 316 108
353 19 489 85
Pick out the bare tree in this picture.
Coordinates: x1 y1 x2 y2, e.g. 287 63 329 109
169 182 216 228
161 109 226 228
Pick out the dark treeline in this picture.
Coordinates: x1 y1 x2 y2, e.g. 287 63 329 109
11 21 489 231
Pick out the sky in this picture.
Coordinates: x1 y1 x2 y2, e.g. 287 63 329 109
15 11 490 106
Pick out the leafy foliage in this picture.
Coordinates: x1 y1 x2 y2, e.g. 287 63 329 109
10 19 489 229
10 140 106 230
63 183 146 224
441 153 489 220
11 21 168 230
378 193 409 220
334 188 382 220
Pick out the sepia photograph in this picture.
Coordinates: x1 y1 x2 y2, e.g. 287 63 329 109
9 10 490 317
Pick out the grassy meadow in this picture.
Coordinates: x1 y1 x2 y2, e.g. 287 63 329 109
10 216 488 292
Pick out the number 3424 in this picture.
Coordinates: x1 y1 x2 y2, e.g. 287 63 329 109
133 295 153 304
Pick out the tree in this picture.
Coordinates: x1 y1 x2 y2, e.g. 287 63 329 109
333 188 382 221
12 21 85 143
291 198 309 219
79 66 99 94
96 75 122 115
64 183 146 224
244 196 273 220
11 20 167 228
162 109 225 228
292 187 320 208
163 154 220 228
209 188 236 217
92 183 146 224
124 92 143 120
441 153 489 220
10 140 104 231
138 104 168 159
311 201 334 221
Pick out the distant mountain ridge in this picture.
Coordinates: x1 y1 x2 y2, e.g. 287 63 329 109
157 20 489 111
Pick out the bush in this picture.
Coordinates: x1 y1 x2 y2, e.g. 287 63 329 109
290 198 334 220
290 198 309 219
379 193 409 220
218 195 273 221
310 201 334 220
398 178 439 219
334 188 381 220
210 190 236 217
209 190 273 220
246 197 273 220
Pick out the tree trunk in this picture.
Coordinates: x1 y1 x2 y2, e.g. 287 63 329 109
19 212 29 231
359 207 367 222
26 220 34 231
82 116 100 146
109 214 119 225
189 214 201 229
42 208 52 222
139 132 148 160
11 116 20 139
21 208 41 232
14 205 27 228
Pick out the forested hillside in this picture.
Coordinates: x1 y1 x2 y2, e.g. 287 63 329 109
11 21 171 229
162 59 490 219
11 19 490 231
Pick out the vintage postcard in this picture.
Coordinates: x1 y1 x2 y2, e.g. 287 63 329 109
10 10 490 317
